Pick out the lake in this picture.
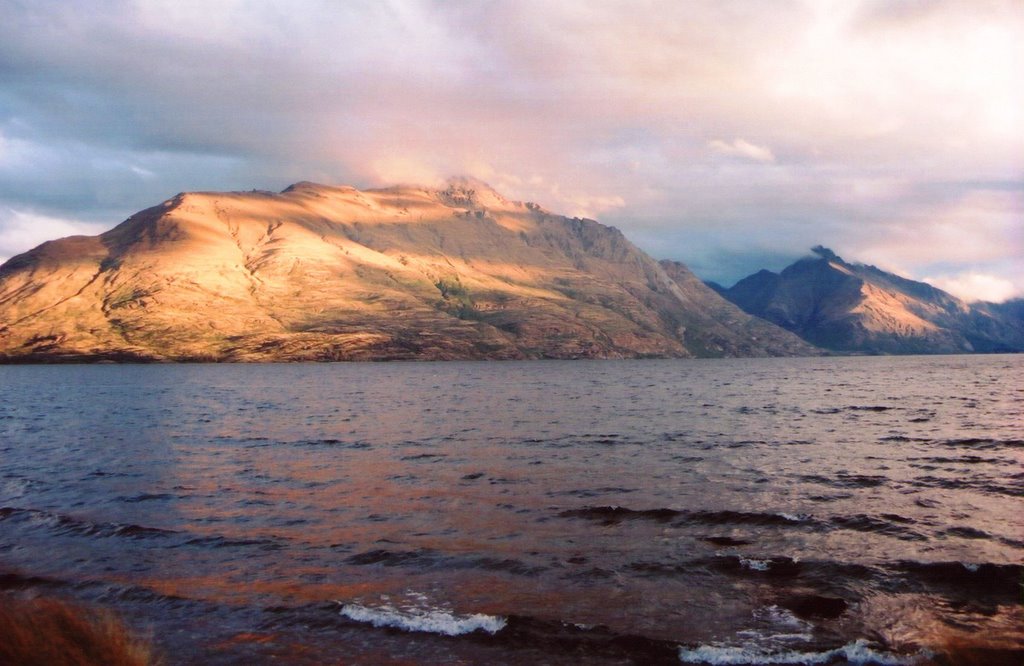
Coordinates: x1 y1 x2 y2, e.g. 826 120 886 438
1 356 1021 664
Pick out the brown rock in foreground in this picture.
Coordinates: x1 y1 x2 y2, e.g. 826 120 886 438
0 179 817 362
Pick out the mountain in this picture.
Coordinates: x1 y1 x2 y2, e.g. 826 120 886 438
657 261 820 357
0 179 817 362
719 246 1024 354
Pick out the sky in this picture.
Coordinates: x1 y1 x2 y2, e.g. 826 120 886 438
1 0 1021 301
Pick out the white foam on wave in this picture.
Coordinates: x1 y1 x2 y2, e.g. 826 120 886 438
0 478 30 501
339 601 507 637
755 604 808 628
739 557 771 571
678 638 923 665
745 604 813 643
23 508 61 529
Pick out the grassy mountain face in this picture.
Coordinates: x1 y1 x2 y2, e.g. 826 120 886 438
658 261 817 357
720 247 1024 354
0 179 816 362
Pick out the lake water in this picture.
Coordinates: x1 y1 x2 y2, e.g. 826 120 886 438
0 356 1021 665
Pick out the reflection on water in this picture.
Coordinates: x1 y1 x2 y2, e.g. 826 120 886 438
1 356 1021 664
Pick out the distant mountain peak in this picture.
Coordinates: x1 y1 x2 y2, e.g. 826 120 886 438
719 246 1024 354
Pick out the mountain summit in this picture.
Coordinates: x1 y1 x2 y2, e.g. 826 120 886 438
718 248 1024 354
0 181 815 362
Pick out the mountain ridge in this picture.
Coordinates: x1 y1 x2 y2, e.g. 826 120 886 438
718 247 1024 354
0 180 817 362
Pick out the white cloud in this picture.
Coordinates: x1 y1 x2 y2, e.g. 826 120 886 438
925 272 1020 303
708 139 775 163
855 189 1023 267
0 208 108 262
558 192 627 220
130 165 157 179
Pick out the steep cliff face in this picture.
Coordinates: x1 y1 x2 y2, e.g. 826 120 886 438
721 247 1024 354
0 180 817 362
658 261 817 357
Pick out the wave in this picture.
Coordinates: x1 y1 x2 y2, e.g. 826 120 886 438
940 437 1024 450
337 600 918 665
294 438 372 449
353 605 687 662
339 602 506 636
829 515 926 541
343 548 546 576
630 554 877 586
879 436 930 443
547 486 639 498
345 548 437 567
688 510 810 526
879 436 1024 451
942 526 990 539
801 474 888 489
286 597 928 665
558 506 682 524
710 555 803 578
703 536 752 546
558 506 812 527
913 454 1005 465
0 506 176 539
909 475 1020 496
265 599 683 661
470 556 545 576
181 535 285 550
677 638 921 665
0 506 306 555
0 568 196 612
556 505 1005 549
116 493 177 503
93 582 193 607
895 560 1022 589
85 469 143 478
0 570 67 591
777 594 848 620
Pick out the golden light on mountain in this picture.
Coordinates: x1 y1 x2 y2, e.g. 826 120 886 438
0 180 814 362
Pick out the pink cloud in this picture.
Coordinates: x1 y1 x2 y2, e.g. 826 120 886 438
0 0 1021 289
708 139 775 163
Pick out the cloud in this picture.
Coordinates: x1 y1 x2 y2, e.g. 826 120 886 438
925 272 1019 303
553 191 627 220
0 0 1021 291
0 207 108 264
708 139 775 163
852 188 1023 272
